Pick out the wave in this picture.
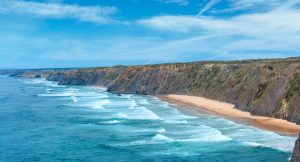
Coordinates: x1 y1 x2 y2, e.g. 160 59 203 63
107 99 137 109
0 75 8 77
71 96 77 102
137 98 151 105
226 127 297 152
82 96 108 99
73 99 111 109
169 125 232 142
164 120 187 124
26 86 43 88
38 93 75 97
116 134 173 146
115 107 162 120
105 120 120 124
133 127 166 133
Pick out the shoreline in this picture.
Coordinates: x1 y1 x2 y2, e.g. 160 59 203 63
156 95 300 135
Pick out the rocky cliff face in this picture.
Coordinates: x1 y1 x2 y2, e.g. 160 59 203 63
0 68 74 78
16 58 298 126
56 66 127 87
46 72 68 82
290 134 300 162
107 59 300 124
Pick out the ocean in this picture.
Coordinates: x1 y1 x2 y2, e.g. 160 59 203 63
0 75 297 162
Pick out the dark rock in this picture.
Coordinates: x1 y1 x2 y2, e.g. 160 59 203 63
290 134 300 162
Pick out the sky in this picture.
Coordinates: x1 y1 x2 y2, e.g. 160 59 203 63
1 0 300 69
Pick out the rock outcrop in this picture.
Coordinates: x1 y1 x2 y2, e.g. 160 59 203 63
57 66 127 87
290 134 300 162
46 72 68 82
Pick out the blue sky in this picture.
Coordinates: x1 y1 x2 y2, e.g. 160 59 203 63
1 0 300 69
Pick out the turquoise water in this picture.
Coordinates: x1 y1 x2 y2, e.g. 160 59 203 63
0 76 297 162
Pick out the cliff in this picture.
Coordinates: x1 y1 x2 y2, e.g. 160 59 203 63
54 66 127 87
35 58 300 126
107 58 300 125
0 68 74 78
4 58 300 126
46 72 68 82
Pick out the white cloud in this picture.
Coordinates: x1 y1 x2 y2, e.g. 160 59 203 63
157 0 189 6
217 0 300 13
0 0 125 24
197 0 222 15
136 0 300 59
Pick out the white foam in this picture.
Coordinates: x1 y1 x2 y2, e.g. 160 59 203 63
116 107 162 120
156 128 166 133
120 94 133 99
226 127 297 152
116 134 173 146
116 113 128 118
22 78 54 85
50 84 66 87
83 96 108 99
107 99 137 108
71 96 77 102
138 99 151 105
244 142 264 147
152 134 173 141
65 88 79 92
84 99 111 109
170 125 232 142
38 93 75 97
164 120 187 124
133 127 166 133
46 89 53 91
105 120 120 124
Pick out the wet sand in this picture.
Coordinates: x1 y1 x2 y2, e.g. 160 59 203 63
156 95 300 134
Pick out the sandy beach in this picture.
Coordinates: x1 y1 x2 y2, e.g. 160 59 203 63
157 95 300 134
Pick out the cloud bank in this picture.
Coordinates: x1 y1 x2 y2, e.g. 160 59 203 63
137 0 300 59
0 0 123 24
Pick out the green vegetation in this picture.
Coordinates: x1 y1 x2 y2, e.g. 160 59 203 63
106 73 119 80
128 74 135 79
192 72 198 79
205 83 211 90
273 100 283 115
254 83 269 100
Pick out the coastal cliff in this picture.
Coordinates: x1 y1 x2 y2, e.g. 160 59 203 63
51 66 127 87
41 58 300 126
0 68 74 79
107 58 300 126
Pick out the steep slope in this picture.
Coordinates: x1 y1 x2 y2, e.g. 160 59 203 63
107 58 300 125
54 66 127 87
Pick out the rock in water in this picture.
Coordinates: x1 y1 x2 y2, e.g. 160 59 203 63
290 134 300 162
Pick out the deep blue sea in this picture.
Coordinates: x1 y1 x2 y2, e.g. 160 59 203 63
0 76 297 162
